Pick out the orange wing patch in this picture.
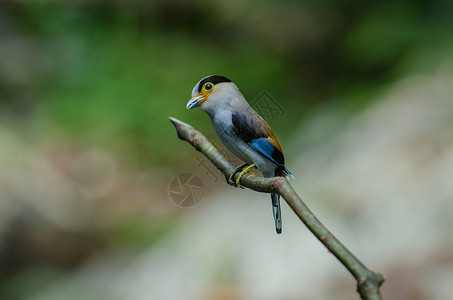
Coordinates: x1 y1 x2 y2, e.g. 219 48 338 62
254 112 283 153
266 133 282 152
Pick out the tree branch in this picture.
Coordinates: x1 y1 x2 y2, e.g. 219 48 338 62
169 117 385 300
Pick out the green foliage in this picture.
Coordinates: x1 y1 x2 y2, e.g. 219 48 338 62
1 0 452 169
0 1 452 298
111 215 180 248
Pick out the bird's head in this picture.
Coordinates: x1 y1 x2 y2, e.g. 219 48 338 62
187 75 241 113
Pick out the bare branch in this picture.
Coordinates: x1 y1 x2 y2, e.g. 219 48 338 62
169 117 385 300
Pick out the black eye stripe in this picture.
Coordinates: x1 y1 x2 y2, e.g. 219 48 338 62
198 75 231 93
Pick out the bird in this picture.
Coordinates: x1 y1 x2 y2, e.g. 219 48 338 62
186 75 293 234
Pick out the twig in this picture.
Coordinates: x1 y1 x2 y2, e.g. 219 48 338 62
169 117 385 300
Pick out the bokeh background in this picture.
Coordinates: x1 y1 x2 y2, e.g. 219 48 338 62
1 1 453 299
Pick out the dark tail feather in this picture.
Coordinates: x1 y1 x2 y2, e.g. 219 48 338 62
271 193 282 234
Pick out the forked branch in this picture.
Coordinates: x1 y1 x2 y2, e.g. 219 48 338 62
169 117 385 300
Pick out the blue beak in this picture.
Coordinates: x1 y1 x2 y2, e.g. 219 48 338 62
186 96 204 109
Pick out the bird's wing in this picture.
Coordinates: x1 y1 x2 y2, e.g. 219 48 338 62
231 111 285 168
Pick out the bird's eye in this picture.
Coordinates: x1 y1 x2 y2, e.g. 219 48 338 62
203 82 213 92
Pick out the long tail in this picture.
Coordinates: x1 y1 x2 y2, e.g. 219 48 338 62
271 193 282 234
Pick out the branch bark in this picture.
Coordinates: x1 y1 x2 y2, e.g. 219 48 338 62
169 116 385 300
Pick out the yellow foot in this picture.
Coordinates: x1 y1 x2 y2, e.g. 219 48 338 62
228 163 249 187
235 164 256 185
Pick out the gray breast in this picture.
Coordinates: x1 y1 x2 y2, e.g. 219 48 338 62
210 111 250 162
209 111 276 176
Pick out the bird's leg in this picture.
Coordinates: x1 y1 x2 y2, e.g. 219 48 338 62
228 163 249 187
235 164 256 185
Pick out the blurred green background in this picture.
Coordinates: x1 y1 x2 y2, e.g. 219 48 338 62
1 1 452 299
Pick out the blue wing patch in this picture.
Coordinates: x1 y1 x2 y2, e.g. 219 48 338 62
248 138 293 177
231 111 293 178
